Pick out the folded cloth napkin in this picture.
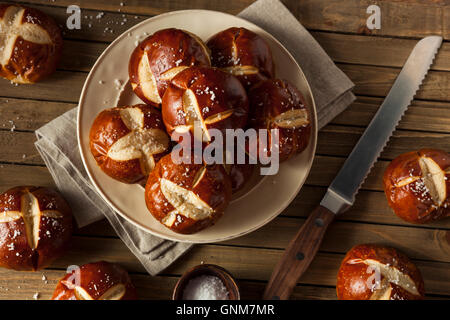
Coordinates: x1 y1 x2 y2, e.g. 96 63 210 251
34 0 355 276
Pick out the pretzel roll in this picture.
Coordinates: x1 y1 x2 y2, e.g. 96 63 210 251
383 149 450 224
90 104 170 184
248 79 311 162
207 27 274 89
52 261 137 300
145 153 232 234
129 28 211 106
162 66 248 144
0 4 62 83
337 244 425 300
0 186 72 271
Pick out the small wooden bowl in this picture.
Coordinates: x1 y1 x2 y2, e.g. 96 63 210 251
172 264 240 300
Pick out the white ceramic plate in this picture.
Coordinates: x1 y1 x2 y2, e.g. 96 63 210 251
78 10 317 243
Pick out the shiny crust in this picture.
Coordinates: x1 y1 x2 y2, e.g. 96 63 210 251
0 186 72 271
207 27 274 89
129 28 210 106
89 104 170 184
162 66 248 142
145 153 232 234
383 149 450 224
248 79 311 162
52 261 138 300
0 4 62 84
226 163 254 193
336 244 425 300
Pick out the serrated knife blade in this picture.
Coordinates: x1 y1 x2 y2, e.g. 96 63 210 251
321 35 443 214
263 36 442 300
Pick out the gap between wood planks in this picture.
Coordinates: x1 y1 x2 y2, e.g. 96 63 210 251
8 1 450 70
1 63 449 103
15 0 450 40
15 240 450 296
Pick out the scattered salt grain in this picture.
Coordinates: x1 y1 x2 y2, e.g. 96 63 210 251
182 275 229 300
33 292 39 300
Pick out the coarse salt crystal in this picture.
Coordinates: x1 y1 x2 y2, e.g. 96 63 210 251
182 275 229 300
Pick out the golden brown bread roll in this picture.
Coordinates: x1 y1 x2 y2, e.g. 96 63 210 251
337 244 425 300
89 104 171 184
207 27 274 89
383 149 450 224
145 153 232 234
0 186 72 271
162 66 248 144
52 261 138 300
129 28 211 106
0 4 62 84
247 79 311 162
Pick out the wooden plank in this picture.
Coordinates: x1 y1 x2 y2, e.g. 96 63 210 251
0 98 75 131
2 96 450 133
74 185 450 239
75 213 450 265
1 120 448 165
286 0 449 39
313 32 450 72
1 65 449 104
332 97 450 133
339 64 450 102
222 217 450 263
56 34 450 74
307 155 387 190
0 267 340 300
0 156 392 193
1 266 447 299
16 3 147 43
45 238 450 296
0 71 86 103
9 3 450 74
60 40 106 72
21 0 450 39
287 186 450 229
2 160 448 230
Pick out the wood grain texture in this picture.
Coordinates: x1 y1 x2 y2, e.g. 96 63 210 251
0 123 448 165
2 96 450 133
20 0 450 39
1 65 448 103
36 238 450 296
0 267 339 300
0 0 448 300
313 32 450 72
263 206 335 299
0 156 411 192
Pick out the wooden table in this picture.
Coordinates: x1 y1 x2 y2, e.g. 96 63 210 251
0 0 449 300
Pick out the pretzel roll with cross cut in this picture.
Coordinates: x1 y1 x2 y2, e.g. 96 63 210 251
383 149 450 224
247 79 311 163
162 66 248 144
129 28 211 106
0 4 62 84
90 104 171 184
52 261 138 300
0 186 72 271
337 244 425 300
145 152 232 234
207 27 274 90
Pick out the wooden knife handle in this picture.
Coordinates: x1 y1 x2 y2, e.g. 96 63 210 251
263 205 335 300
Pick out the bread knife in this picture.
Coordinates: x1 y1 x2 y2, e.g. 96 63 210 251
263 36 443 300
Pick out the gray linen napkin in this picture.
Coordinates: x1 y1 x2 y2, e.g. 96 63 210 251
34 0 355 276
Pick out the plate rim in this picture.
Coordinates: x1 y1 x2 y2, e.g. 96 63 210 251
77 9 318 243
